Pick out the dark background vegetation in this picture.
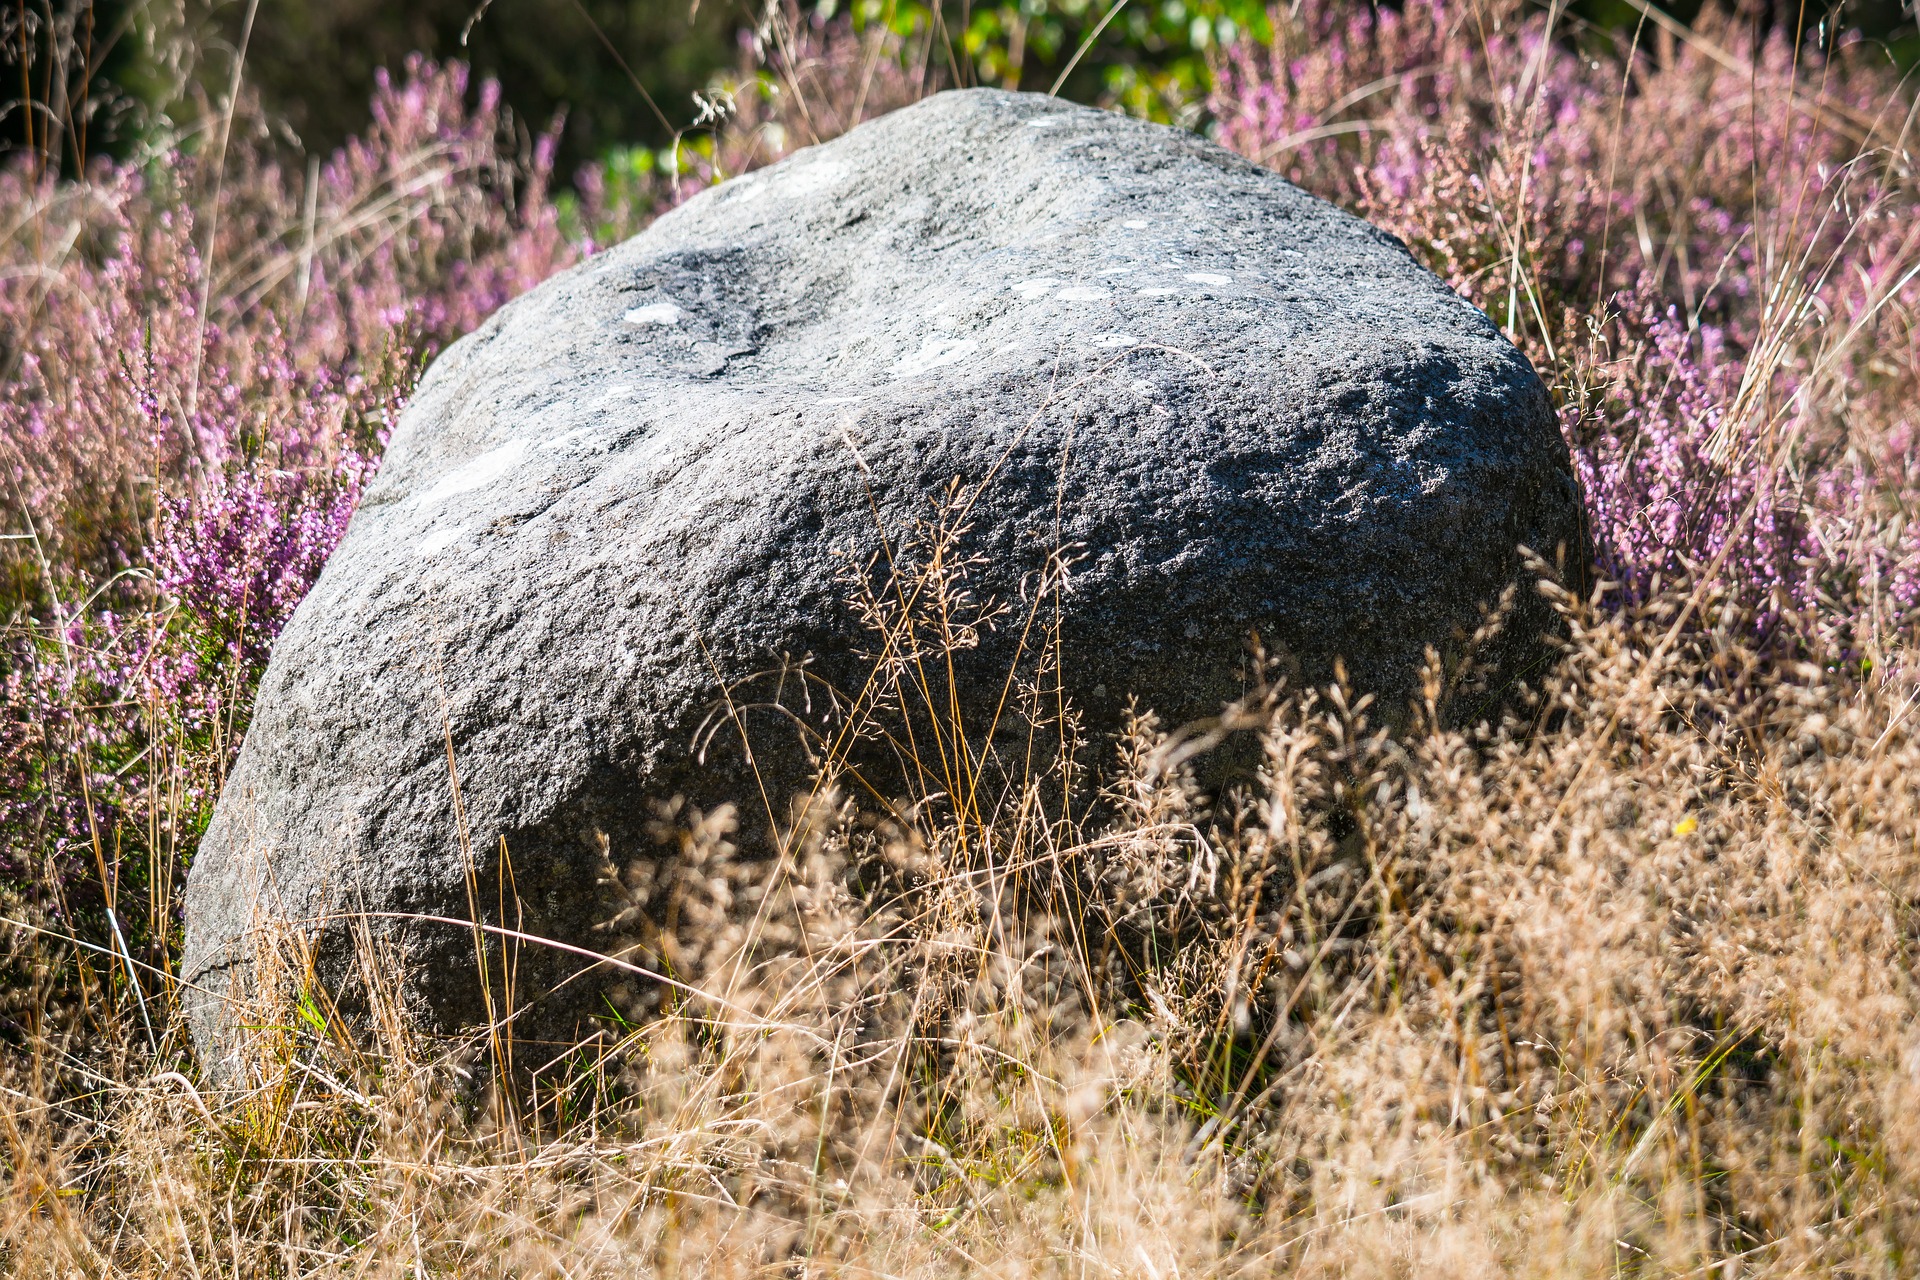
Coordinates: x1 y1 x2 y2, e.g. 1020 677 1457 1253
3 0 1917 181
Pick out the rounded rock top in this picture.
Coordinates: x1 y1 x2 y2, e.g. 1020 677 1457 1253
182 88 1582 1071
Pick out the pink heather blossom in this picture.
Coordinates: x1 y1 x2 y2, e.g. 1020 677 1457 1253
1211 0 1920 642
0 60 637 909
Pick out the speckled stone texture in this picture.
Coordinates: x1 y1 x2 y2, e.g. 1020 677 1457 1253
183 88 1581 1071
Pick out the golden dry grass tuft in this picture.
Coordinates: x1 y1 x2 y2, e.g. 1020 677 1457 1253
6 546 1920 1277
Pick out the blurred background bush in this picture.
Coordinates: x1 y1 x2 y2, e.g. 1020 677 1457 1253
9 0 1914 187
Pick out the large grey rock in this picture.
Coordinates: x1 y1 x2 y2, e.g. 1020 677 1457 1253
183 88 1580 1066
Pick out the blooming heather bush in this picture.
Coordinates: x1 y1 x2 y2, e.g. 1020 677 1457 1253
0 59 621 948
1212 0 1920 644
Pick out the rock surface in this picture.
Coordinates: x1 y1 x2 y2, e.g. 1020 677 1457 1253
183 87 1581 1067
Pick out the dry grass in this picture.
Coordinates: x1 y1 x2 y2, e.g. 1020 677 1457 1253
6 538 1920 1276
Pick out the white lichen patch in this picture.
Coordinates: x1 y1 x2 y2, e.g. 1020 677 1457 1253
624 302 682 326
716 172 765 205
891 337 980 378
537 426 592 452
1011 278 1061 299
416 439 530 506
1122 219 1149 229
417 526 465 556
778 159 849 197
1094 333 1138 348
1137 286 1178 297
1058 286 1111 302
1185 272 1233 286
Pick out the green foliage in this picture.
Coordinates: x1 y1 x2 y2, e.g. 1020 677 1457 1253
824 0 1269 120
